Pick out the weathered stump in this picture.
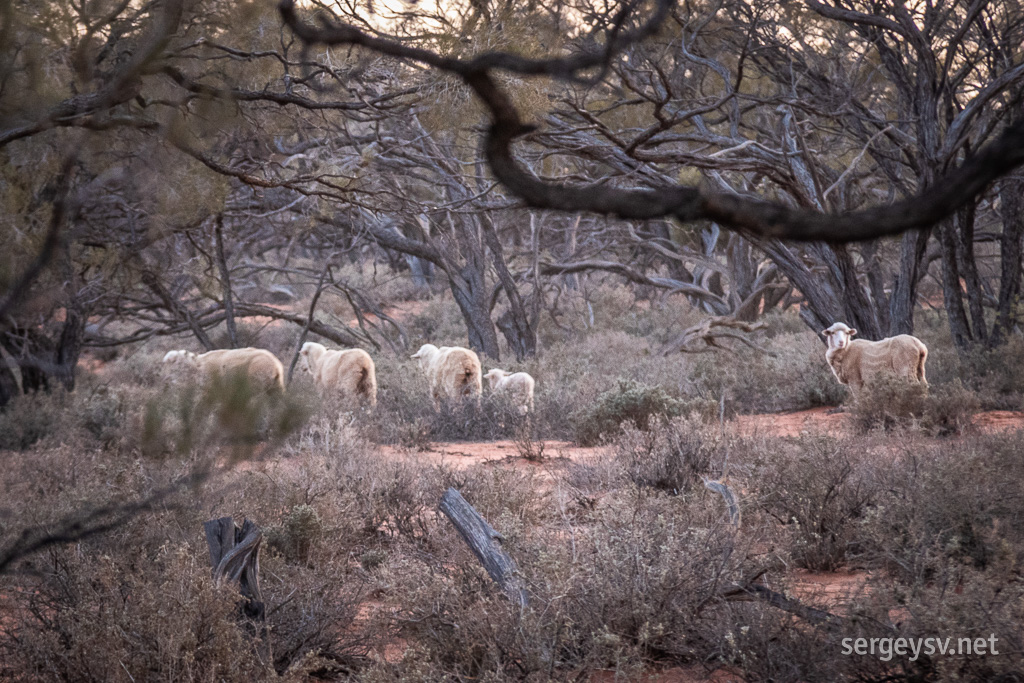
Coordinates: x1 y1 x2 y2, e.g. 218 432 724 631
439 488 528 609
703 478 742 527
204 517 266 622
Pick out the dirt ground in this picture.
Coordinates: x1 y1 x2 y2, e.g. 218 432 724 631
734 406 1024 437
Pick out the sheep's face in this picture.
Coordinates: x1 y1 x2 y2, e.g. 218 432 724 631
298 349 311 374
161 350 196 379
411 344 436 369
483 369 504 390
298 343 314 374
822 323 856 350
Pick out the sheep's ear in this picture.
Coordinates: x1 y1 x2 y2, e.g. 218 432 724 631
849 328 858 337
821 329 831 336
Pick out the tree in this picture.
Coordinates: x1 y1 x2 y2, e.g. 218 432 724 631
279 0 1024 344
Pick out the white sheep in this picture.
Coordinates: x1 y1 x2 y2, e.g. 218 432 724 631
821 322 928 394
483 368 535 415
162 347 285 394
298 341 377 407
410 343 482 407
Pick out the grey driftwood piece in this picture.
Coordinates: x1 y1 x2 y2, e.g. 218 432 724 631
204 516 266 622
439 487 529 609
703 478 742 527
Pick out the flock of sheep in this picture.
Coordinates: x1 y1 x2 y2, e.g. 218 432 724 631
160 321 928 419
161 341 537 414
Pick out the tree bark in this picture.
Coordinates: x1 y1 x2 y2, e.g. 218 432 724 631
938 214 974 351
451 276 502 359
214 215 239 348
991 178 1024 346
481 214 536 360
439 487 528 609
204 517 266 624
888 229 931 335
955 203 987 345
54 304 85 391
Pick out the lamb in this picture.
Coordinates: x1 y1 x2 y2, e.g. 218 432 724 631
483 368 535 415
821 322 928 394
161 347 286 394
410 343 482 407
298 341 377 407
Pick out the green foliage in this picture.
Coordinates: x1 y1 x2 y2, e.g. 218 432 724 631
850 377 980 436
140 372 309 460
268 504 324 563
572 378 695 446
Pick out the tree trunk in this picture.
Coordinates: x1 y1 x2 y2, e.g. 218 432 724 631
991 178 1024 346
830 244 883 339
481 214 536 360
450 272 501 359
0 358 19 408
861 240 891 333
955 203 987 346
54 304 85 390
938 214 974 351
888 229 931 335
204 517 267 625
214 215 238 348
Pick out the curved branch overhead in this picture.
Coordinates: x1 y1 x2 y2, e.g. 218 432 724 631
279 0 1024 244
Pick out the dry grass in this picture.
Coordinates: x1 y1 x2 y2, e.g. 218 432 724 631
1 289 1023 681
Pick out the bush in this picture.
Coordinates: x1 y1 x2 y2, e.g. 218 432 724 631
859 432 1024 583
750 436 880 571
137 373 309 459
0 386 129 452
267 504 324 563
0 390 65 451
689 331 847 413
613 416 725 494
573 378 707 446
850 377 980 436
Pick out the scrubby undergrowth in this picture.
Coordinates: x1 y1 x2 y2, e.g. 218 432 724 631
2 283 1023 681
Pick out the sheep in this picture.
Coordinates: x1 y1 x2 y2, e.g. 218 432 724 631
162 347 285 394
298 341 377 407
821 322 928 394
483 368 535 414
410 343 482 407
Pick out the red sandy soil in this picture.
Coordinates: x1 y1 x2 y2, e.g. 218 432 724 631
787 568 872 611
734 407 1024 438
379 439 604 471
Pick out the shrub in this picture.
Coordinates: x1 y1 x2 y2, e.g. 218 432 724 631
267 504 324 563
0 386 129 452
850 377 980 436
750 436 880 571
859 432 1024 583
0 544 273 682
0 390 65 451
689 331 847 413
137 374 309 460
573 378 695 446
613 416 725 494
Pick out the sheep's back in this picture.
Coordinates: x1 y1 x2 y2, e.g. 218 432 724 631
197 348 283 390
435 347 482 394
849 336 925 376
